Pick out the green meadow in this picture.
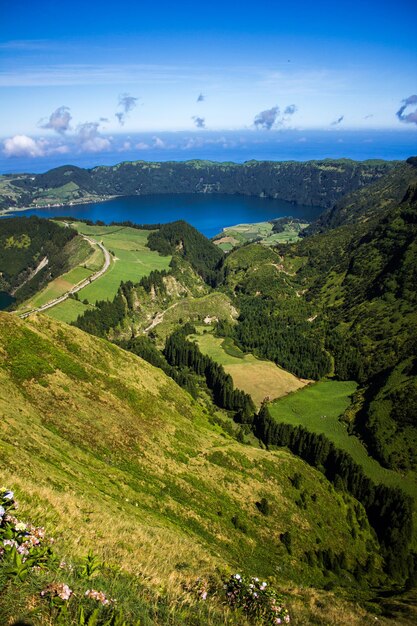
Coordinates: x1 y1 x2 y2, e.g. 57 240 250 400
46 297 95 324
44 223 172 322
269 381 417 500
189 328 308 406
71 223 172 303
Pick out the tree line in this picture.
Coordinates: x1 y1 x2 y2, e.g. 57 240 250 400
118 334 198 398
253 403 416 584
164 324 255 417
231 296 331 379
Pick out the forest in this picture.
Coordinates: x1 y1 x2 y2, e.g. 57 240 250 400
0 216 78 301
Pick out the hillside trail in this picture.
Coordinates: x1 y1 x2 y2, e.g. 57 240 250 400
143 301 181 333
10 256 49 296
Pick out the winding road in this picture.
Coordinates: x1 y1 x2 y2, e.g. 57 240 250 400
18 236 111 319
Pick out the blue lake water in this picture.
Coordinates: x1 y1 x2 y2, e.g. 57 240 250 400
0 291 15 311
14 193 323 238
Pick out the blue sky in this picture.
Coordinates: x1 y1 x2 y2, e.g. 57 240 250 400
1 0 416 163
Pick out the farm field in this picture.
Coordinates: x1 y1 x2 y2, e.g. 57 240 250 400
269 381 417 499
188 328 308 406
213 220 309 251
70 223 172 304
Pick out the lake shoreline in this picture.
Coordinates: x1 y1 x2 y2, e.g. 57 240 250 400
0 193 324 239
0 194 119 217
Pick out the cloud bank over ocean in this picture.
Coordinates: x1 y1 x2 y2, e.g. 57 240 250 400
1 129 416 175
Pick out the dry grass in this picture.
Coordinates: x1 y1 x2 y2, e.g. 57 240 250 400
190 330 309 406
0 312 391 623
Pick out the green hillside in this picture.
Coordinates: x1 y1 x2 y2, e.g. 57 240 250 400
0 312 394 625
1 161 417 624
0 216 91 304
218 163 417 471
305 158 417 234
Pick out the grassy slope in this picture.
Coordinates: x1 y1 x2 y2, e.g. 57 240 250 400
268 382 417 501
16 235 95 312
189 328 308 406
0 312 384 623
19 237 100 310
150 292 238 343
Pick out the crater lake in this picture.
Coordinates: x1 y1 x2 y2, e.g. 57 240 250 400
14 193 323 238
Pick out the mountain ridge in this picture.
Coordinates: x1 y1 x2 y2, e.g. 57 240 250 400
0 157 396 212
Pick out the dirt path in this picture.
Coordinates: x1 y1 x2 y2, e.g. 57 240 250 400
143 301 181 333
11 256 49 296
17 236 111 319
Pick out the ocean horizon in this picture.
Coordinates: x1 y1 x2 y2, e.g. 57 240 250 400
1 129 416 175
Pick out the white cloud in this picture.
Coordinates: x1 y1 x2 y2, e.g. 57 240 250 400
80 136 111 152
118 141 132 152
153 136 166 148
3 122 113 158
135 142 150 150
39 106 72 134
3 134 45 157
76 122 111 152
50 144 70 154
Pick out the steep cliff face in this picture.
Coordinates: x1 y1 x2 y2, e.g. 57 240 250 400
304 159 417 234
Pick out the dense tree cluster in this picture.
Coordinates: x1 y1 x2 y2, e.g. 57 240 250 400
254 404 415 582
164 325 255 417
74 291 126 337
147 220 223 284
271 217 306 233
119 335 198 398
232 297 331 379
0 216 77 301
138 270 168 295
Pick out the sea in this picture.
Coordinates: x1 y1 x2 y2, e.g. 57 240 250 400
1 129 416 176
